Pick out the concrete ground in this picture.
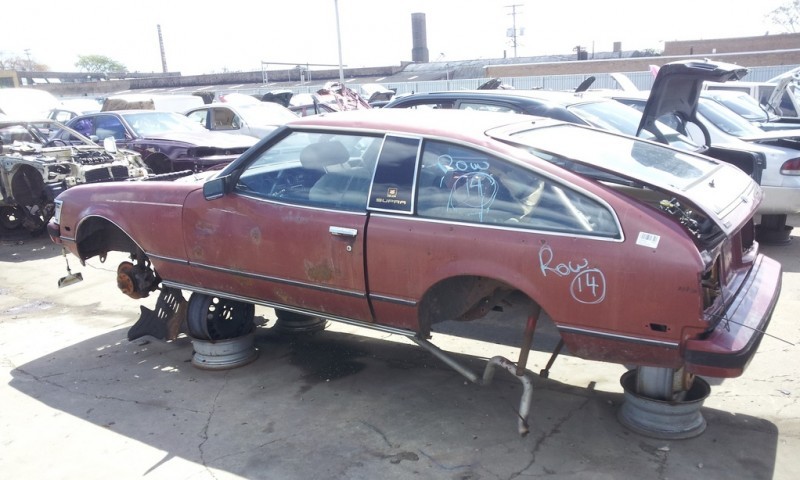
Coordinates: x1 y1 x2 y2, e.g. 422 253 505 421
1 220 799 480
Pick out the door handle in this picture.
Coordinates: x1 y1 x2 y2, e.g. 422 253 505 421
329 226 358 238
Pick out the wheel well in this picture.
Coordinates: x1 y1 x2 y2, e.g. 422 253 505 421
144 153 172 175
75 216 140 262
417 275 536 336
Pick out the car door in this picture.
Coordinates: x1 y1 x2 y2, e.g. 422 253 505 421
181 130 379 322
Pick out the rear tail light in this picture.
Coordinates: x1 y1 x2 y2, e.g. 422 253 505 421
780 158 800 175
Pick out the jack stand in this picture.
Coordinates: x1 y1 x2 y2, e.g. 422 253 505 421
539 339 565 379
57 248 83 288
127 287 187 341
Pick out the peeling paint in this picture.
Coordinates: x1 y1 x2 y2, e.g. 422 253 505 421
304 260 334 282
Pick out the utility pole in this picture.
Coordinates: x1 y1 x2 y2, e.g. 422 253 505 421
505 4 524 58
334 0 345 84
157 24 168 73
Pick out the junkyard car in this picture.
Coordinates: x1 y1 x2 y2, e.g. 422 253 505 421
50 110 258 174
1 118 148 233
49 109 781 431
185 101 298 139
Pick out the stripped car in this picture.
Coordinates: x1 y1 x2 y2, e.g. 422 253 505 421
48 109 781 436
1 119 148 233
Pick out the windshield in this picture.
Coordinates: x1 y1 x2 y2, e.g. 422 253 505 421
569 99 701 152
704 93 770 122
121 111 208 136
697 98 766 137
507 124 720 191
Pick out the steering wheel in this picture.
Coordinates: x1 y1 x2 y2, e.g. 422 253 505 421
44 138 68 147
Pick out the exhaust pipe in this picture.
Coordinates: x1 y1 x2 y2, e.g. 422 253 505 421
57 248 83 288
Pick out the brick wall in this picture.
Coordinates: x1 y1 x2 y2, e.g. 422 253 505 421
664 33 800 55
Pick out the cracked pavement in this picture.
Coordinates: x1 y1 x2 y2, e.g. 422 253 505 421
1 220 799 480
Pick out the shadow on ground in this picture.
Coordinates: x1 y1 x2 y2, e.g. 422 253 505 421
0 230 62 263
9 325 778 480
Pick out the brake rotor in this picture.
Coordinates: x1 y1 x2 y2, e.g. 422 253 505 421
117 261 143 299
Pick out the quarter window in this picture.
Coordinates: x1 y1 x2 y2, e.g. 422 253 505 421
416 140 619 237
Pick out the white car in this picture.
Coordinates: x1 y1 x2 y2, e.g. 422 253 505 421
185 101 298 139
599 59 800 244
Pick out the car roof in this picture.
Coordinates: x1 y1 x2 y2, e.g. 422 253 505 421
388 89 604 108
287 108 560 139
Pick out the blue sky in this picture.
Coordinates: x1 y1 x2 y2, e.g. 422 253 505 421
1 0 791 75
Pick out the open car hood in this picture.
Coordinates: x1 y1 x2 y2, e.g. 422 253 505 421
261 90 294 108
765 68 800 114
637 60 749 138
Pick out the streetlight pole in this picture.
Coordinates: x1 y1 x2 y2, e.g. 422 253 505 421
334 0 345 84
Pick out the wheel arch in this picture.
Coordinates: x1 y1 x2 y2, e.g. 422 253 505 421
142 152 172 175
416 274 545 337
74 215 145 262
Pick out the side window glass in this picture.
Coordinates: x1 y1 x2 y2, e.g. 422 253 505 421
95 116 126 140
69 117 94 139
458 102 518 113
187 110 207 128
235 131 379 211
212 108 236 130
416 140 618 237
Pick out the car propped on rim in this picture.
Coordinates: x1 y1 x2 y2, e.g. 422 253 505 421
48 109 781 434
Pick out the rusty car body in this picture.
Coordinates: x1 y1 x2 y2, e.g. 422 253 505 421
48 109 781 433
0 118 148 233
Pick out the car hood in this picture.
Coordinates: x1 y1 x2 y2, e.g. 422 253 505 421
142 130 258 147
765 69 800 114
637 60 749 138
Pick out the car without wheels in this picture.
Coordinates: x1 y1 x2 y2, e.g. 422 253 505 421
48 109 781 435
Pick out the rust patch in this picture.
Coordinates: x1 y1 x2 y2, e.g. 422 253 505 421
304 260 334 282
192 245 204 259
250 227 262 245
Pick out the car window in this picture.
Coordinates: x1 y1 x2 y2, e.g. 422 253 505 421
67 117 94 139
121 111 207 136
697 99 765 137
235 131 380 211
458 102 519 113
94 115 126 140
186 109 208 128
416 140 619 237
211 107 237 130
779 89 799 117
50 110 75 123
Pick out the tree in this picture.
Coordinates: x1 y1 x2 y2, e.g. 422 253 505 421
75 54 127 73
0 54 48 71
768 0 800 33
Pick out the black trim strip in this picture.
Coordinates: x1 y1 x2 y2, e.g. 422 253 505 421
162 280 415 337
369 293 418 307
189 261 366 299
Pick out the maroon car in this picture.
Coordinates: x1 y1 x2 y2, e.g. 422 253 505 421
48 109 781 434
50 110 258 174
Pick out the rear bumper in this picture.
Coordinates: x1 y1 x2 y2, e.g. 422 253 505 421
684 253 782 377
